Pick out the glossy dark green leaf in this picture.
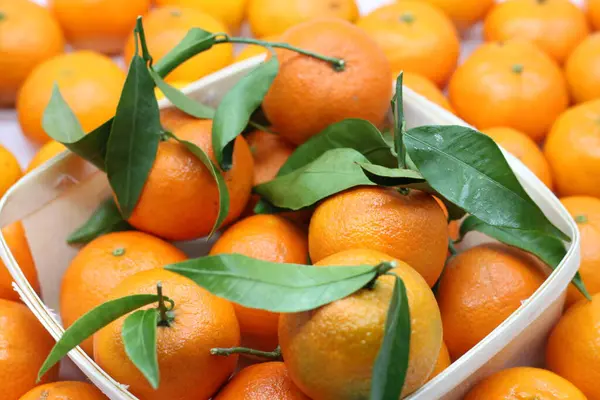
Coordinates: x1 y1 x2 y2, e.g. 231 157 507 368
213 56 279 170
404 125 568 240
153 28 216 78
370 275 410 400
459 216 590 300
67 198 132 244
165 254 378 312
122 309 160 389
38 294 161 381
254 148 374 211
278 119 396 177
394 72 407 169
358 163 425 187
106 55 162 219
164 132 229 236
149 69 215 119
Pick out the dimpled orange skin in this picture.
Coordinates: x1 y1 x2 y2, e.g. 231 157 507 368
18 381 107 400
210 214 308 350
309 187 448 287
426 342 451 382
358 1 460 88
0 222 39 302
546 294 600 399
590 0 600 30
0 0 64 106
560 196 600 307
411 0 494 30
0 299 59 399
449 40 568 142
127 119 254 241
60 231 187 355
437 243 545 360
400 72 454 112
481 127 553 189
50 0 150 55
544 99 600 197
464 367 587 400
262 18 392 146
280 248 442 399
484 0 590 65
214 362 310 400
565 33 600 104
247 0 359 38
17 51 125 145
123 7 233 84
94 269 240 400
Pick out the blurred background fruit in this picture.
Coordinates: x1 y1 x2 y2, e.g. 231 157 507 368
590 0 600 30
16 51 125 145
0 0 64 107
0 222 39 302
358 1 459 87
0 145 21 198
233 35 279 63
124 7 233 84
449 40 568 142
154 0 248 33
412 0 495 30
25 140 66 173
247 0 359 38
400 72 454 112
565 32 600 103
484 0 590 64
50 0 150 55
18 381 108 400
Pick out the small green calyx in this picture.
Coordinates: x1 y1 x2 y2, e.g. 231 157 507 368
400 12 415 24
512 64 524 74
112 247 126 257
575 214 588 224
0 12 5 22
156 282 175 327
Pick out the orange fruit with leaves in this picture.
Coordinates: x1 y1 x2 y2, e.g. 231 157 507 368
26 140 67 173
262 18 392 146
560 196 600 307
464 367 586 400
411 0 495 30
210 214 308 350
0 222 39 302
0 145 21 198
127 119 254 241
247 0 359 38
437 243 545 360
279 248 442 398
546 294 600 399
0 299 58 399
484 0 590 64
154 0 247 32
0 0 64 106
565 33 600 104
215 362 310 400
426 342 451 382
124 7 233 84
481 127 553 189
50 0 150 54
358 1 460 87
94 268 240 400
60 231 187 355
17 51 125 145
401 72 454 112
234 35 279 64
247 130 295 187
309 187 448 287
449 40 568 142
19 381 107 400
544 99 600 197
590 0 600 30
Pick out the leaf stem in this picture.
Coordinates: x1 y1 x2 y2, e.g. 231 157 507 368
215 35 346 72
448 239 458 256
364 261 397 290
394 72 407 169
134 17 153 65
156 282 174 327
248 120 275 133
210 345 283 360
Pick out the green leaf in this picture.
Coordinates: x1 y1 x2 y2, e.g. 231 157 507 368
212 56 279 170
164 131 229 236
254 148 374 211
67 198 132 244
370 275 411 400
122 309 160 389
278 119 396 177
42 85 111 171
153 28 216 78
149 68 215 119
394 72 407 169
165 254 378 312
404 125 568 240
106 55 162 219
358 163 425 187
459 216 590 300
38 294 161 381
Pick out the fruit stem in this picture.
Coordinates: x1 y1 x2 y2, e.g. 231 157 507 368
575 215 588 224
248 120 275 133
0 12 5 22
214 35 346 72
156 282 174 327
210 345 283 360
512 64 524 74
134 16 153 65
364 261 397 290
448 239 458 256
